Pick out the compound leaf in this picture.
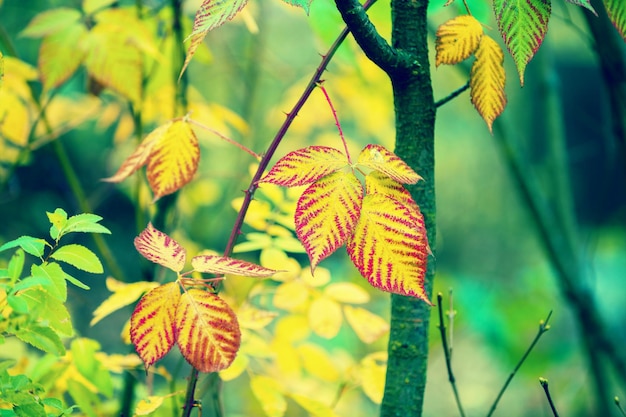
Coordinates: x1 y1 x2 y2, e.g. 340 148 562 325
346 194 430 303
357 144 422 184
493 0 551 85
134 223 186 272
175 289 241 373
260 146 349 187
50 244 103 274
470 34 507 133
295 171 363 271
191 254 276 277
435 15 484 66
130 282 180 370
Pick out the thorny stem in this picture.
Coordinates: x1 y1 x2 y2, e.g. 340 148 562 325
539 378 560 417
186 118 261 159
317 82 352 164
436 293 466 417
616 397 626 417
486 311 553 417
180 0 378 415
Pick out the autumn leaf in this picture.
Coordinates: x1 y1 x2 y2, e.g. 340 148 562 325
295 171 363 271
365 170 419 212
182 0 249 76
357 144 422 184
103 125 162 183
346 193 430 303
134 222 187 272
435 15 484 66
191 254 276 277
604 0 626 41
493 0 551 85
259 146 349 187
175 289 241 373
91 277 159 326
470 35 507 133
130 282 180 370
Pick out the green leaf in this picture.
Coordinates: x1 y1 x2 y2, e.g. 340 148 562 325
30 263 67 302
0 236 46 257
64 273 90 290
7 249 25 282
282 0 312 14
493 0 551 85
50 244 103 274
71 338 113 397
15 325 65 355
41 397 63 410
11 277 52 294
20 8 82 38
47 209 68 240
67 379 99 417
20 288 74 337
7 294 29 314
61 213 111 236
604 0 626 41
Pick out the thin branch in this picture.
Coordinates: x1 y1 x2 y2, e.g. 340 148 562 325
317 82 352 164
486 311 553 417
187 118 261 159
435 81 470 108
447 289 456 358
539 378 560 417
436 293 466 417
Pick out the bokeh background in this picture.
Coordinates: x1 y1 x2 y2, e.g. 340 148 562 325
1 0 625 416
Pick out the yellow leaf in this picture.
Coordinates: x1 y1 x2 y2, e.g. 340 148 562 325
301 266 331 287
191 254 275 277
297 343 340 382
343 305 389 343
134 395 165 416
470 35 507 133
308 296 342 339
260 146 349 187
274 315 310 343
175 289 241 373
103 124 162 184
324 282 370 304
295 171 363 271
134 223 187 272
273 281 310 311
219 352 248 381
347 194 430 303
130 282 180 370
357 144 422 184
39 23 87 91
435 15 484 66
289 394 340 417
250 375 286 417
91 277 160 326
260 249 300 282
359 352 386 404
146 120 200 200
237 303 278 330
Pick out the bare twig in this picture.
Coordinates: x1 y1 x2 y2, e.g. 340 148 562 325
486 311 553 417
539 378 560 417
437 293 466 417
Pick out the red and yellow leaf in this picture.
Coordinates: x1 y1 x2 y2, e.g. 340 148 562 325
134 223 187 272
102 125 161 183
346 194 430 303
175 289 241 373
39 23 88 91
130 282 180 370
357 144 422 184
435 15 484 66
295 171 363 271
493 0 551 85
191 254 276 277
260 146 349 187
470 35 507 133
365 171 419 212
604 0 626 41
181 0 249 76
146 120 200 200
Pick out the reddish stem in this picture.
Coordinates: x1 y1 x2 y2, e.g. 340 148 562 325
317 81 352 164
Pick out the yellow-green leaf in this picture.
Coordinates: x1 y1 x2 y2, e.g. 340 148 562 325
435 15 484 66
20 8 82 38
344 305 389 343
324 282 370 304
39 23 87 91
102 124 162 184
175 289 241 373
191 254 276 277
357 144 422 184
146 120 200 200
346 194 430 303
250 375 286 417
308 295 342 339
134 222 186 272
50 244 103 273
260 146 349 187
359 352 386 404
296 343 340 382
134 396 165 416
130 282 180 370
181 0 249 76
295 171 363 271
470 35 507 133
91 277 160 326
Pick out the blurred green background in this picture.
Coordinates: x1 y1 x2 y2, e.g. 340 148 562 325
1 0 625 416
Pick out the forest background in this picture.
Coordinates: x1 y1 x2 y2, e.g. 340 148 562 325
1 0 625 416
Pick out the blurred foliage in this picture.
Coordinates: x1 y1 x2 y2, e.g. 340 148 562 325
0 0 625 416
